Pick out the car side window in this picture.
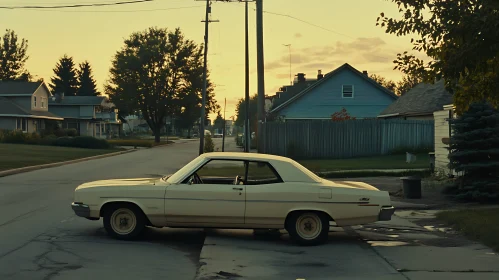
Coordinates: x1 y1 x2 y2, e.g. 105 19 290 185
194 160 246 185
246 161 283 185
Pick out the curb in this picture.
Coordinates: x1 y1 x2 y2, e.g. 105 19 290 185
0 149 136 178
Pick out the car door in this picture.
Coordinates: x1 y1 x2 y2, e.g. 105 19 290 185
164 159 247 225
244 161 287 226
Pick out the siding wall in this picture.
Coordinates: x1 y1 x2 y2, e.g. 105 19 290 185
31 86 50 112
433 109 453 175
278 69 396 119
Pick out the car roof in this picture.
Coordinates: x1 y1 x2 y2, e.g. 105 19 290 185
200 152 294 163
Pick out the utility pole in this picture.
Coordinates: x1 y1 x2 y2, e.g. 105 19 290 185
284 44 292 85
244 0 251 153
222 98 227 152
199 0 219 155
256 0 265 153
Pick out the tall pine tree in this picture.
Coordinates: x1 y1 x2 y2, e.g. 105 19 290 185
77 61 99 96
0 29 31 81
50 54 78 96
448 102 499 202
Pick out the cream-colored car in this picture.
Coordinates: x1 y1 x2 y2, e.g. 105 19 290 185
71 152 395 245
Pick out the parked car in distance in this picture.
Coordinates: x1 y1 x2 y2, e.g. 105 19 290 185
71 152 395 246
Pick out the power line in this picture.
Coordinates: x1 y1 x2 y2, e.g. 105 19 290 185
0 0 154 9
27 5 205 13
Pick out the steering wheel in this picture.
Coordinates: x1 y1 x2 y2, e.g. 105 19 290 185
192 173 203 184
233 175 243 185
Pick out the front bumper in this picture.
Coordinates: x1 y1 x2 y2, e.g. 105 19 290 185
71 202 90 218
378 206 396 221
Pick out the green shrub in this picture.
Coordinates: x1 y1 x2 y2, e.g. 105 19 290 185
2 130 28 144
204 135 215 153
39 134 57 145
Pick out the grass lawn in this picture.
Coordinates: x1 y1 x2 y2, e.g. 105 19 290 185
0 144 119 172
436 208 499 252
299 153 429 172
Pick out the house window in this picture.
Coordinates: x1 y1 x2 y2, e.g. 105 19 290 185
33 96 37 107
342 85 354 98
41 97 46 108
16 118 28 133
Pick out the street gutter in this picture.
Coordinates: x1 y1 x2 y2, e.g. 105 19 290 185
0 149 136 178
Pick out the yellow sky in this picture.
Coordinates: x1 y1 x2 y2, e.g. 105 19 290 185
1 0 426 120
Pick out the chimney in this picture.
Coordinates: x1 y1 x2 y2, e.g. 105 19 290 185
362 70 368 76
296 73 306 83
317 70 324 80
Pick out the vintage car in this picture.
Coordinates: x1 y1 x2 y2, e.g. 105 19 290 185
71 152 395 245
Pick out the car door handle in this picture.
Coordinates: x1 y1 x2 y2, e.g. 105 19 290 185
233 188 243 191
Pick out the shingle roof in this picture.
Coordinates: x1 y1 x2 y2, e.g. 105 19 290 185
48 95 106 106
270 63 398 114
378 80 453 117
0 81 44 95
0 97 63 120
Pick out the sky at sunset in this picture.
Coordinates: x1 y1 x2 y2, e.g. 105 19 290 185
1 0 428 120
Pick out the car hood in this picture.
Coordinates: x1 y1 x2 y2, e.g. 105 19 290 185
76 178 162 190
323 180 380 191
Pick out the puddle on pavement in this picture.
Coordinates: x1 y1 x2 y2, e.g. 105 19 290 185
423 225 455 233
367 241 410 247
387 235 400 238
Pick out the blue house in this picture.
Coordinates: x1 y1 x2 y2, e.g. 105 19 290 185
269 63 398 120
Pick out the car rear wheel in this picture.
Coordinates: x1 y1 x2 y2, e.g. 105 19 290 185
287 212 329 246
103 204 145 240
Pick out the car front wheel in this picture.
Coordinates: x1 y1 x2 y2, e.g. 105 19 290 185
103 204 145 240
287 212 329 246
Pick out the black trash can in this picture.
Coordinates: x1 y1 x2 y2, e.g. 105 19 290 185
401 176 422 199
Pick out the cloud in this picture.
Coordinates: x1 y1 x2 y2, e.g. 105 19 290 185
265 37 404 81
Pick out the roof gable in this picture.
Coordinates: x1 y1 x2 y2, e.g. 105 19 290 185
378 80 453 117
271 63 398 114
0 81 44 96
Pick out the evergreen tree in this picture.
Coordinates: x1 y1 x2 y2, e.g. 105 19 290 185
0 29 31 81
50 54 78 96
77 61 100 96
448 102 499 202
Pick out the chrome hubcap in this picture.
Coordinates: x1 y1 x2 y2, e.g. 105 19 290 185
110 208 137 235
296 214 322 240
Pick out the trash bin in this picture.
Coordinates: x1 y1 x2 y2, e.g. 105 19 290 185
401 176 422 199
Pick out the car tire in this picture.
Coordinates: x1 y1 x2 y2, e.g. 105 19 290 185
287 212 329 246
103 204 146 241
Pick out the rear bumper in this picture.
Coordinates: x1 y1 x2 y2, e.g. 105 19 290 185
378 206 396 221
71 202 90 218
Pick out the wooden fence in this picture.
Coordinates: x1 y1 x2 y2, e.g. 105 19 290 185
261 119 434 159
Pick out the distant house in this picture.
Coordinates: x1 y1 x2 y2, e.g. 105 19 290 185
48 93 122 138
0 81 63 133
269 63 398 121
377 80 453 120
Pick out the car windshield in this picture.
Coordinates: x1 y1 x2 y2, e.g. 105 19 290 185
166 156 206 184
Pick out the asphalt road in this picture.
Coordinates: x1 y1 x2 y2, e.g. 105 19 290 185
0 139 205 280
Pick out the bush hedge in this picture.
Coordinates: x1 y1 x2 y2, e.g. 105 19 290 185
0 130 111 149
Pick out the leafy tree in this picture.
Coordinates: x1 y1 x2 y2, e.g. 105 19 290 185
370 74 397 93
396 73 423 96
235 94 257 128
378 0 499 114
50 54 78 96
213 111 225 132
106 27 217 143
0 29 31 81
331 108 356 122
77 61 100 96
448 102 499 202
204 134 215 153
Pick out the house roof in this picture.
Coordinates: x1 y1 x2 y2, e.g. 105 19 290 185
48 95 107 106
378 80 453 118
270 63 398 114
0 97 63 120
0 81 49 96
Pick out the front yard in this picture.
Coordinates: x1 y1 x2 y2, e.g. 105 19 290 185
437 208 499 252
0 144 119 171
